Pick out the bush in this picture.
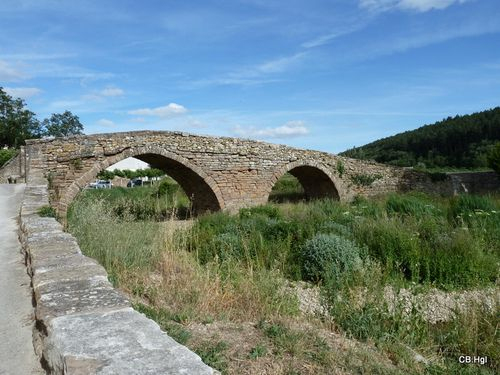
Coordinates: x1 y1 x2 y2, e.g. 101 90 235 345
0 148 17 167
155 178 179 197
211 232 244 262
350 173 382 187
302 233 362 283
487 141 500 174
37 205 57 218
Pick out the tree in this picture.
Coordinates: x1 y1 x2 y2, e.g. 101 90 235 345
487 142 500 174
43 110 84 137
0 87 43 148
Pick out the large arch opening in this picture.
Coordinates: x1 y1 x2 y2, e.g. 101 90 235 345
60 149 223 218
269 164 340 203
132 153 221 213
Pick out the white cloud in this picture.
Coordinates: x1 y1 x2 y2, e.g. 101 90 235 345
4 87 41 99
128 103 187 118
99 87 124 97
0 60 27 81
233 120 309 139
96 118 116 127
359 0 470 12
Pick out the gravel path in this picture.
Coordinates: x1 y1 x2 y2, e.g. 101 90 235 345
0 184 43 375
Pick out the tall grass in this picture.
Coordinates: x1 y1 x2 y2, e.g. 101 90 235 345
67 188 500 374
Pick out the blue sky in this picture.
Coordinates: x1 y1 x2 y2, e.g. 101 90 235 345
1 0 499 153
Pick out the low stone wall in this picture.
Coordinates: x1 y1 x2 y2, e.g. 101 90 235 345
19 171 215 374
398 170 500 196
0 150 22 183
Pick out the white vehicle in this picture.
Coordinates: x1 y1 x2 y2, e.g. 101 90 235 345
88 180 112 189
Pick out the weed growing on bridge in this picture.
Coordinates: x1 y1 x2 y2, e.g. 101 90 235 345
37 205 57 218
67 187 500 374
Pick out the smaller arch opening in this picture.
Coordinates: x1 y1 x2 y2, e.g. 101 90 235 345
268 173 306 203
269 165 340 203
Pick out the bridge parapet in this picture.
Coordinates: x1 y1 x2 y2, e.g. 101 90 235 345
19 172 216 374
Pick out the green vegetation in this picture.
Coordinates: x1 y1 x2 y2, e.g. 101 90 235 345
67 179 499 374
301 233 362 283
193 340 229 374
350 173 382 186
37 205 57 218
97 167 165 180
487 141 500 174
0 87 83 148
268 173 305 203
341 107 500 169
0 148 17 167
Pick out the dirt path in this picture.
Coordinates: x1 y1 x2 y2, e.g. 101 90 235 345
0 184 43 375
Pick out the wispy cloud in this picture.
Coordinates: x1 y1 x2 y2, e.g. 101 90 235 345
3 86 42 99
99 87 124 97
0 52 77 60
96 118 116 127
233 120 309 139
255 52 306 74
302 23 367 49
128 103 187 118
186 52 306 88
82 86 125 101
0 60 27 81
359 0 471 13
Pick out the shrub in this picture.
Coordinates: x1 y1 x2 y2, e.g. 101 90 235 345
487 141 500 174
350 173 382 187
336 160 345 177
211 232 244 262
0 148 17 167
427 171 449 182
37 205 57 218
262 218 299 241
155 178 179 197
302 233 362 283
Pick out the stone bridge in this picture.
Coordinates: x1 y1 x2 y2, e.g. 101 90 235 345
22 130 408 216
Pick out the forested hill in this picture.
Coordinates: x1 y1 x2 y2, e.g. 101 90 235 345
340 107 500 169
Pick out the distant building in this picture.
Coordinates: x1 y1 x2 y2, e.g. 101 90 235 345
106 157 149 171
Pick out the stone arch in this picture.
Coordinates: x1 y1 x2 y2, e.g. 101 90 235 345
268 161 344 202
59 146 225 216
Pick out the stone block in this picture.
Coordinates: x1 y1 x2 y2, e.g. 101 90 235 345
30 253 101 276
32 262 109 290
35 278 130 325
44 308 215 374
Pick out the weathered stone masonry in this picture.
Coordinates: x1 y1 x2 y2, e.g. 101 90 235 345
24 130 407 216
19 170 216 374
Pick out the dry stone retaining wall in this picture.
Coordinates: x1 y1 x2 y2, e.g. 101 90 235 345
19 171 215 374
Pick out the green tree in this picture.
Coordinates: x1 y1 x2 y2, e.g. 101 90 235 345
487 142 500 174
0 87 43 147
97 170 115 180
42 110 84 137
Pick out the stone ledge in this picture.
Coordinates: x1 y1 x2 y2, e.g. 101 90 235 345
46 308 214 375
19 177 216 374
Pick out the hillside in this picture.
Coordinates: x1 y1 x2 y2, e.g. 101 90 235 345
340 107 500 169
